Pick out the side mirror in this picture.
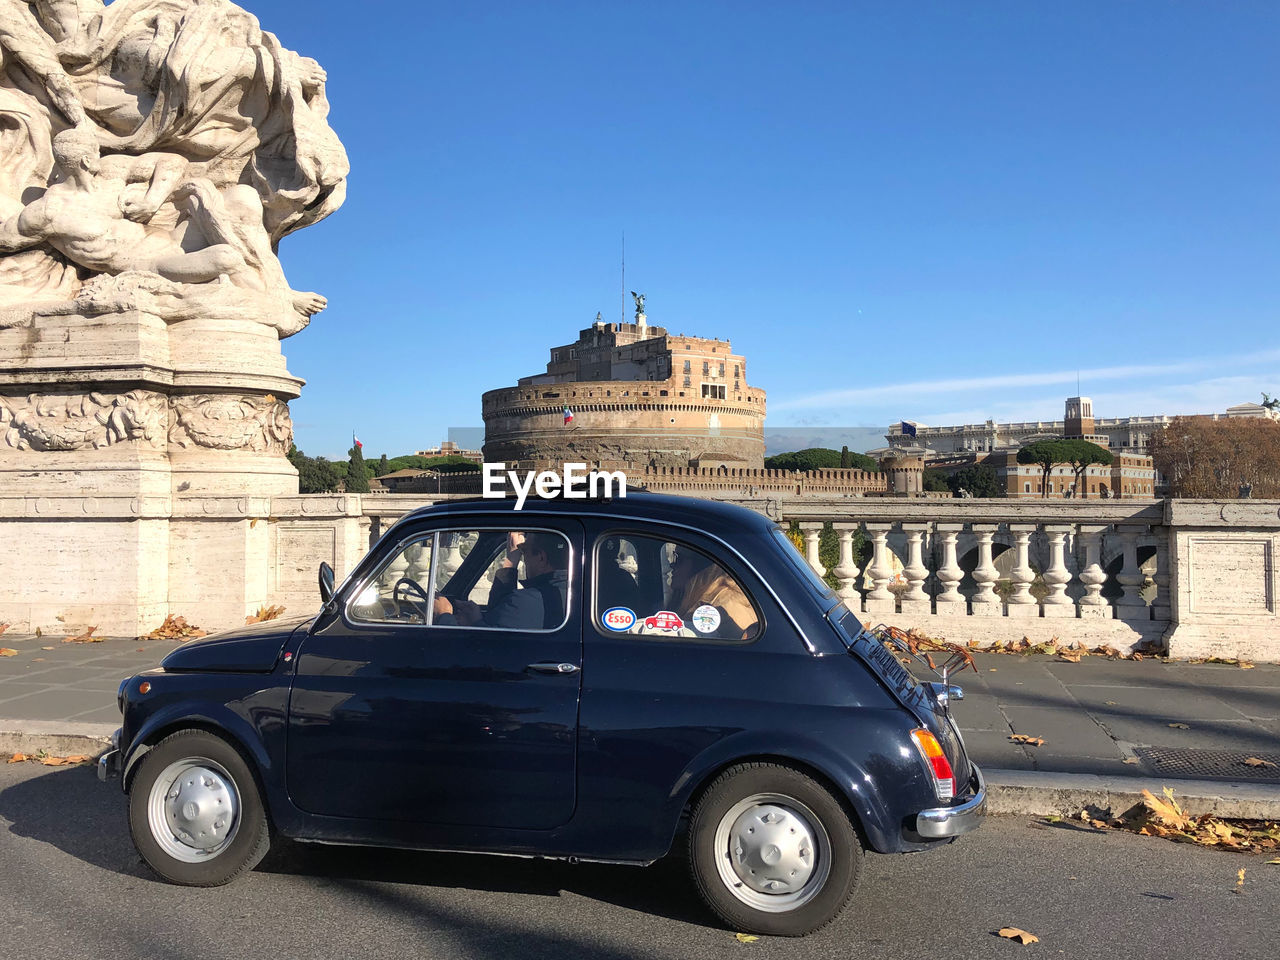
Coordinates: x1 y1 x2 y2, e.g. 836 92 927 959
318 562 335 603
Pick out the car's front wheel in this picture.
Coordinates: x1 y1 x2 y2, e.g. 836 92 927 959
127 729 271 886
688 762 863 936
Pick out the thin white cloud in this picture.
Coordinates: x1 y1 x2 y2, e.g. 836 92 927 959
772 349 1280 412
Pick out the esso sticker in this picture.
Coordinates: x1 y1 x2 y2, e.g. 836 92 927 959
691 604 721 634
601 606 636 632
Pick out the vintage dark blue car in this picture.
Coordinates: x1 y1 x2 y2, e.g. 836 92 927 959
100 493 984 936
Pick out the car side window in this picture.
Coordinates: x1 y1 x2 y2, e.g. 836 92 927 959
594 534 760 641
349 528 571 631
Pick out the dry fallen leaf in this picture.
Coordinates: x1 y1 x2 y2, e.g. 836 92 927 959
245 604 286 625
1239 661 1255 670
34 626 40 638
1123 757 1140 765
0 648 17 657
734 934 759 943
40 645 53 651
1010 734 1046 746
998 928 1040 945
1266 859 1280 865
1105 700 1118 706
1242 757 1277 768
31 657 44 662
1168 723 1190 729
7 754 26 763
0 622 8 636
1235 868 1246 892
141 615 207 641
62 626 102 643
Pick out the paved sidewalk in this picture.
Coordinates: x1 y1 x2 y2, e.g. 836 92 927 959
1 630 1278 813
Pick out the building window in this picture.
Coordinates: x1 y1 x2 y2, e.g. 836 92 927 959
683 359 690 373
734 364 739 378
701 383 726 400
1024 482 1031 493
702 361 709 376
719 362 725 377
683 376 691 388
734 380 740 392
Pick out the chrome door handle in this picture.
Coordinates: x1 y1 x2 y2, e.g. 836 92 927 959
527 661 580 675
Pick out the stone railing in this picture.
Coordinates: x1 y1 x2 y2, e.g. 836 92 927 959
763 497 1278 660
350 494 1280 661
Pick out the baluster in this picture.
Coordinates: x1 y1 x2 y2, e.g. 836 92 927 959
1006 524 1038 617
934 523 964 608
864 523 895 616
831 522 862 612
969 524 1000 616
404 539 432 583
899 523 930 615
1114 524 1149 620
799 523 826 578
1041 524 1073 617
1152 525 1171 621
1076 524 1110 619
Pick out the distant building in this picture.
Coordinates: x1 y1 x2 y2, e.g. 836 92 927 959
482 316 767 471
413 439 483 462
888 396 1278 455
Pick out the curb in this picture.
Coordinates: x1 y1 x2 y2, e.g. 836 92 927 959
984 768 1280 821
0 720 116 758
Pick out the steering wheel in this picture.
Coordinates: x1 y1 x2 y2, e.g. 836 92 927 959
392 577 431 622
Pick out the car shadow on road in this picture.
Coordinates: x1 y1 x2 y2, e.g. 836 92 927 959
259 839 715 928
0 764 719 932
0 764 152 878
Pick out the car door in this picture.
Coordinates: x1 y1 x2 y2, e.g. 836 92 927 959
285 520 583 829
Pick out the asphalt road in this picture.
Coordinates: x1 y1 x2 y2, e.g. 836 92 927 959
0 762 1275 960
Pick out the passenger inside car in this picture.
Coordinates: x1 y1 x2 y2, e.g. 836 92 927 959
669 548 760 640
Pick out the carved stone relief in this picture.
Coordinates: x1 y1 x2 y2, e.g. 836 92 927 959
169 394 293 454
0 390 167 451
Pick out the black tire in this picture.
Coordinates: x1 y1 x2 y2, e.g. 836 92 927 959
688 762 863 936
127 729 271 886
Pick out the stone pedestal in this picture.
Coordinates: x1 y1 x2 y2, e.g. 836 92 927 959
0 308 306 635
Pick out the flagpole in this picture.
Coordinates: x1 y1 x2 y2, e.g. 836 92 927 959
620 231 625 324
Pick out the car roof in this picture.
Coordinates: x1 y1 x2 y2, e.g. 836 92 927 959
393 491 778 539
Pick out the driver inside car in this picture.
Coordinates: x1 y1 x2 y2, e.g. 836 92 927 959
433 532 568 630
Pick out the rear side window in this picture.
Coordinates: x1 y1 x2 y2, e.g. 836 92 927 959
594 534 760 641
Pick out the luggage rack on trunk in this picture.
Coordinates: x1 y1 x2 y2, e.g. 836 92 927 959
867 624 977 715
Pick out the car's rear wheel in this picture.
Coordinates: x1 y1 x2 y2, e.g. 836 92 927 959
688 762 863 936
128 729 270 886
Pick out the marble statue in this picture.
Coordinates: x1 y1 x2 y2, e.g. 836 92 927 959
0 0 347 336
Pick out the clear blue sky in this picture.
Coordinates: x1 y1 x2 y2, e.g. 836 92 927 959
245 0 1279 459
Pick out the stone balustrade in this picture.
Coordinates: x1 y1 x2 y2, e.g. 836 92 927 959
767 497 1277 660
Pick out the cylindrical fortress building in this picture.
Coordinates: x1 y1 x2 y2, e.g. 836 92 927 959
483 317 766 472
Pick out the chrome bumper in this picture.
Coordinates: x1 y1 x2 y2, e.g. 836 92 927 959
96 728 121 782
916 764 986 839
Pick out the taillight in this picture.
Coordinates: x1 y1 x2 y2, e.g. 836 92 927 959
911 728 955 800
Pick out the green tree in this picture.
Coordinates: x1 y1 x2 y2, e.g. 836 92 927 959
374 453 389 478
1061 439 1113 499
839 445 851 468
287 444 339 494
947 462 1001 498
767 448 876 472
345 444 370 493
922 468 950 493
1017 439 1067 498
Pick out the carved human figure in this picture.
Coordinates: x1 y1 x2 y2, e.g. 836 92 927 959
0 127 242 283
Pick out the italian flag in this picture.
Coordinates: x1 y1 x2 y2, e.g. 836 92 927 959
563 407 574 425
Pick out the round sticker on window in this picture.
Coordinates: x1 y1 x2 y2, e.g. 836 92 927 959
691 604 721 634
601 606 637 632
